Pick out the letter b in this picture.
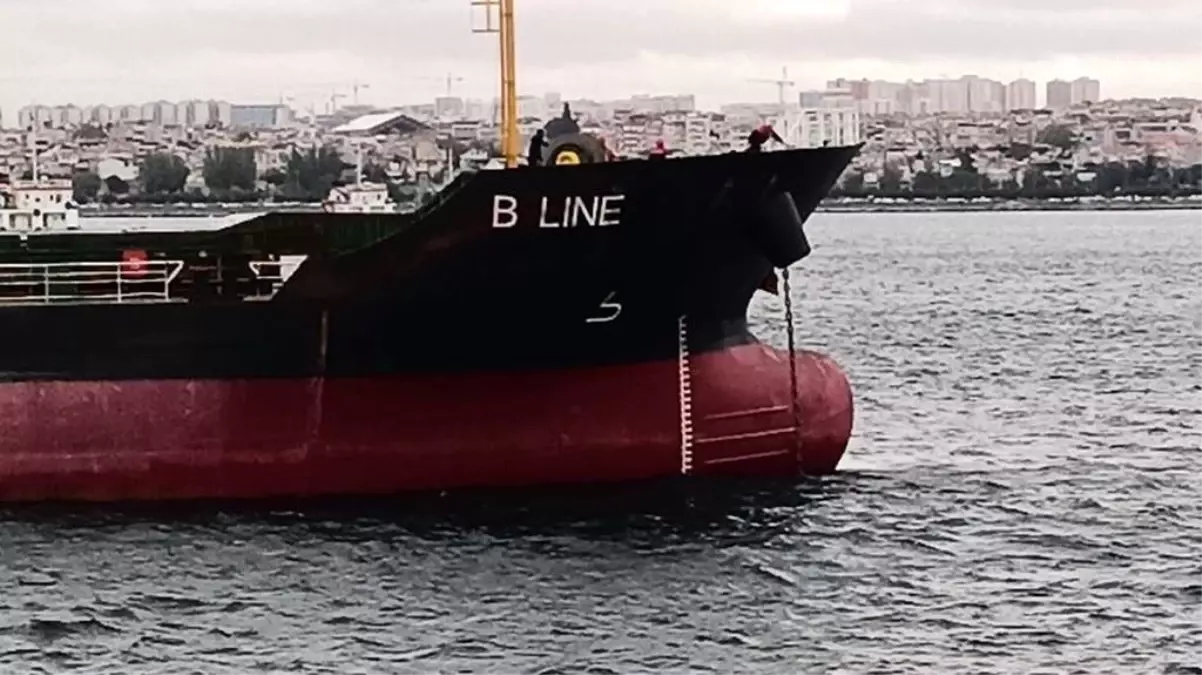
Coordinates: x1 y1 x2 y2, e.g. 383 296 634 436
492 195 518 228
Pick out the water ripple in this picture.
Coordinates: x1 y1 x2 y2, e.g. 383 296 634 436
2 210 1200 673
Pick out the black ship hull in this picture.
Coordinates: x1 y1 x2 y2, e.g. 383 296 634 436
0 146 860 502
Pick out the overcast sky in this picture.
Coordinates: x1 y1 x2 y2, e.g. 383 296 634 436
2 0 1200 121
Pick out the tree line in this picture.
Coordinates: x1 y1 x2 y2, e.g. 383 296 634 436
69 147 352 204
836 122 1201 199
832 155 1202 200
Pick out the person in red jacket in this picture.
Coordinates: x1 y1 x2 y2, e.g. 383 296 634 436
648 139 668 159
746 123 784 152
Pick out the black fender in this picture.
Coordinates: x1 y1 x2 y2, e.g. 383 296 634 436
744 191 811 268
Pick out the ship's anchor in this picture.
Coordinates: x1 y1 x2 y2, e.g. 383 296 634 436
780 266 803 466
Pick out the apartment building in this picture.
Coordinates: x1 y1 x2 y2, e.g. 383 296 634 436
1071 78 1102 106
828 75 1104 116
1046 80 1073 109
1045 77 1101 110
14 100 261 130
1006 79 1037 111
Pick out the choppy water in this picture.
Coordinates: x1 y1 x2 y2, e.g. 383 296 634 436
2 210 1199 674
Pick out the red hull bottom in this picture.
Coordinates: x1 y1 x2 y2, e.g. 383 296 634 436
0 343 853 503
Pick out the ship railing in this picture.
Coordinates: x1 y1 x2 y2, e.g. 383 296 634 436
247 261 283 280
246 255 309 300
246 260 284 300
0 260 185 305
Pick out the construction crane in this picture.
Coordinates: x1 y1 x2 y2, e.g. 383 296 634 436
327 91 346 114
748 66 796 106
349 80 371 105
471 0 517 168
422 72 465 97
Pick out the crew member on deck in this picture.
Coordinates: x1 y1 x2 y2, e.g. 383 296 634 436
599 137 618 161
527 129 547 167
746 123 784 153
648 139 668 159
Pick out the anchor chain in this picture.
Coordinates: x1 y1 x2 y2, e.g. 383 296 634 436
780 266 803 464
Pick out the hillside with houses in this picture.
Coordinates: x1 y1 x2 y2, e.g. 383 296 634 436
2 94 1198 209
837 98 1202 199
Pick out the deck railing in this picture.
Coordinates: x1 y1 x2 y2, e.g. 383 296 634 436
0 260 185 305
246 255 307 300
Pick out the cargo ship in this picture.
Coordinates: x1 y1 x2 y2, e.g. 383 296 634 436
0 4 861 503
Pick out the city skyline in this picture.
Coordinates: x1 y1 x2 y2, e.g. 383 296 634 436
2 0 1199 122
9 73 1110 120
3 68 1194 126
19 77 1196 140
9 75 1128 133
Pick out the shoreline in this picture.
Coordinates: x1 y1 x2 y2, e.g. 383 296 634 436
816 199 1201 213
78 197 1201 218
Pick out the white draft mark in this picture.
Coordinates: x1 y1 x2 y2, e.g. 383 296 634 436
585 291 622 323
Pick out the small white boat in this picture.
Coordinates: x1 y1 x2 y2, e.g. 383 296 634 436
321 181 398 213
0 179 82 233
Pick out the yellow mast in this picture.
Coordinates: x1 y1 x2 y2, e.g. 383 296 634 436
472 0 519 168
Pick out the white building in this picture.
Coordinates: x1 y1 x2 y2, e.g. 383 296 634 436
1047 80 1073 109
211 100 232 127
963 76 1005 113
92 104 113 126
189 101 213 126
771 102 861 148
1071 78 1101 106
655 111 727 155
434 96 465 120
1006 79 1037 111
860 80 904 116
96 156 138 182
16 105 55 129
117 105 141 122
60 105 84 126
516 96 545 119
155 101 178 126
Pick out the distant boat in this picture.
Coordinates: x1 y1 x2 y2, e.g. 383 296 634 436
0 178 81 233
321 181 398 213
